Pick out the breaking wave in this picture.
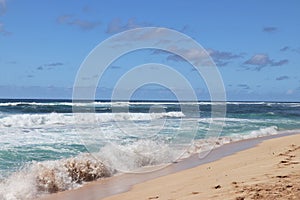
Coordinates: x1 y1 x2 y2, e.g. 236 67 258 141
0 112 185 128
190 126 280 154
0 125 285 200
0 139 176 200
0 154 111 200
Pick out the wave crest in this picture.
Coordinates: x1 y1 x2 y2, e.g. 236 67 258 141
0 154 111 200
0 112 185 128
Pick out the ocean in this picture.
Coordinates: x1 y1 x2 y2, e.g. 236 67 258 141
0 99 300 199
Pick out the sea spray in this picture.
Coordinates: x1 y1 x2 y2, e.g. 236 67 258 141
0 140 177 200
96 140 176 172
0 154 111 200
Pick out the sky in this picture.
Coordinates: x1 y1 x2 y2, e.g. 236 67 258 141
0 0 299 101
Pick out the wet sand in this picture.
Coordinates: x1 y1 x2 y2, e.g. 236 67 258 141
40 132 300 200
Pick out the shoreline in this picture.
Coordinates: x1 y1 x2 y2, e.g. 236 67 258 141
104 132 300 200
39 130 300 200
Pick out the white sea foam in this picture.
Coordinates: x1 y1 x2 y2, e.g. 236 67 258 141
190 126 279 154
0 124 295 200
0 113 71 128
0 101 112 107
0 112 185 128
96 140 176 172
0 154 111 200
0 140 176 200
0 101 178 107
197 117 261 123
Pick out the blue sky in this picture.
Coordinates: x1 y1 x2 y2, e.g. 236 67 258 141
0 0 299 101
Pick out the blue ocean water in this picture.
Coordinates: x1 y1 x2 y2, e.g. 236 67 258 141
0 99 300 199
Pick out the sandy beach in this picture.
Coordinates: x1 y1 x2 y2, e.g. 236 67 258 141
2 1 300 199
104 133 300 200
40 133 300 200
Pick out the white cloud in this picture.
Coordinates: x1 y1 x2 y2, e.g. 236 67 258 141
245 54 270 66
109 28 218 67
206 49 243 66
106 18 150 34
165 46 211 66
153 47 243 67
57 15 101 30
244 54 288 71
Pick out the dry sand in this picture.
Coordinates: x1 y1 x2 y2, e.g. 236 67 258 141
40 133 300 200
104 134 300 200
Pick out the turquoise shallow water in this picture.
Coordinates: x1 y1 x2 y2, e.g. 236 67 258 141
0 100 300 199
